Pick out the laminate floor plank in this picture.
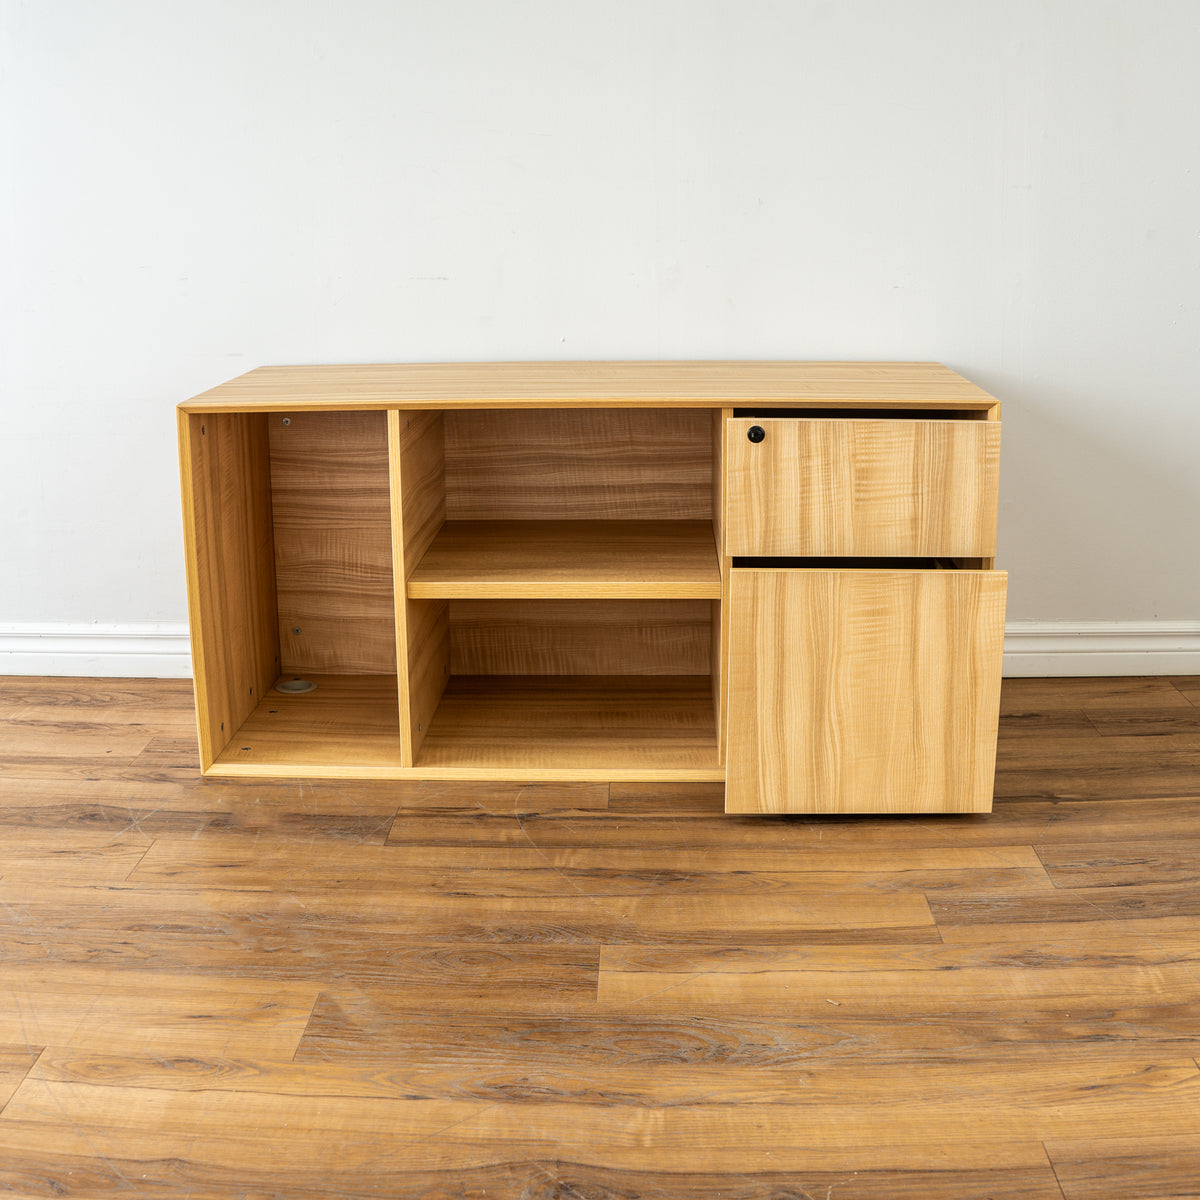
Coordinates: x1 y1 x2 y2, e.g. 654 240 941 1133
385 803 1061 849
0 1127 1062 1199
1000 677 1195 712
0 829 151 881
0 1077 1070 1172
999 710 1101 739
1045 1135 1200 1199
0 965 320 1056
0 718 161 759
1036 836 1200 889
1082 705 1200 737
598 936 1200 1017
0 876 935 956
129 836 1049 896
298 991 1200 1065
932 879 1200 930
0 677 196 708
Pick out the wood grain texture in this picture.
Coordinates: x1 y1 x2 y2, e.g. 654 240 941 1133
1045 1135 1200 1199
6 676 1199 1193
0 1045 40 1115
415 675 720 774
405 598 449 763
181 360 1001 412
725 568 1008 813
712 407 732 763
725 417 1001 557
178 410 279 769
269 410 395 674
449 599 712 676
389 409 448 763
444 407 713 520
408 519 721 598
211 674 403 773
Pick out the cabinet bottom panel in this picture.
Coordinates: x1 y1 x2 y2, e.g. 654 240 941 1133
415 675 719 773
206 673 722 780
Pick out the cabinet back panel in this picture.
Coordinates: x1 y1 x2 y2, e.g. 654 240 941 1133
449 600 712 675
444 409 712 520
268 411 396 674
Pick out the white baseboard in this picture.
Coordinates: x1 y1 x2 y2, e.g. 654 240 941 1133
1 620 1197 680
0 623 193 678
1002 620 1200 677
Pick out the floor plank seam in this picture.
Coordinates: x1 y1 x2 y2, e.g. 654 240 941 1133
291 992 328 1063
121 837 157 881
1041 1140 1070 1200
0 1046 46 1120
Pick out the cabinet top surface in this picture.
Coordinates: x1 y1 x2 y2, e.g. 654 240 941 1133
179 361 999 413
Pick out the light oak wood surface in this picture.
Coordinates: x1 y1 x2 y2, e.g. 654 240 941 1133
408 520 722 598
3 675 1200 1195
448 599 712 675
725 417 1001 557
444 407 714 520
269 410 396 674
725 568 1008 813
212 674 403 773
178 411 279 770
388 410 448 763
181 360 1001 412
414 675 720 774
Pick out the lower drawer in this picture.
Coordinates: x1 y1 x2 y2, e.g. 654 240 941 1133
724 567 1007 814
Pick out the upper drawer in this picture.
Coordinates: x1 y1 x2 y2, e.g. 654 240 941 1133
725 418 1000 557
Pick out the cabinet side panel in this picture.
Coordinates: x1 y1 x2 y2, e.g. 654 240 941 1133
725 569 1007 814
445 408 712 520
725 419 1000 557
179 410 279 769
390 410 448 763
449 599 711 675
269 411 395 674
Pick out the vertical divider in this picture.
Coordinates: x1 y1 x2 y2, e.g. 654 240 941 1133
712 407 733 766
389 410 448 765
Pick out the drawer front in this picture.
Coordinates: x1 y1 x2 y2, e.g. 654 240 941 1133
725 568 1007 814
725 418 1000 557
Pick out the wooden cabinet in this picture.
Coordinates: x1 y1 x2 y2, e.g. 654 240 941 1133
178 362 1005 813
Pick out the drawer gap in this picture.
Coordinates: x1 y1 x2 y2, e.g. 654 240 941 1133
731 556 989 570
732 407 986 420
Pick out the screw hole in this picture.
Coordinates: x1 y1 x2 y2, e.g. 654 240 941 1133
282 417 291 426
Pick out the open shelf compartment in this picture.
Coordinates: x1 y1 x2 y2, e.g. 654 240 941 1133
392 407 726 776
179 408 399 771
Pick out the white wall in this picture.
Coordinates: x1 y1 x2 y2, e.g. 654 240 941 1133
2 0 1198 673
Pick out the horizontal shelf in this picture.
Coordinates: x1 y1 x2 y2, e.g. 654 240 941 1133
416 675 719 773
407 520 722 599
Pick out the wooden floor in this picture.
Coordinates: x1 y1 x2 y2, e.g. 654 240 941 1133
1 676 1200 1198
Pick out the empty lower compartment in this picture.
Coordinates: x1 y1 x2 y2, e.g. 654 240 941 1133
212 675 402 775
408 599 721 777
